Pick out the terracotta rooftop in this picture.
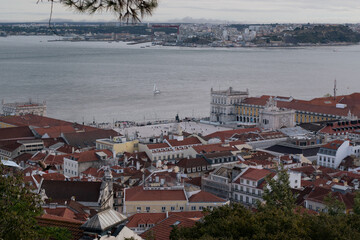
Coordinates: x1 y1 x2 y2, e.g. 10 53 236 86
176 157 210 169
204 127 261 142
305 186 355 210
0 126 35 141
167 137 202 147
0 115 75 128
125 186 187 202
321 140 346 150
188 191 227 203
37 214 84 240
127 211 204 229
140 214 197 240
41 180 102 202
67 149 112 163
242 93 360 118
62 129 120 148
192 143 235 154
237 168 272 182
33 124 96 138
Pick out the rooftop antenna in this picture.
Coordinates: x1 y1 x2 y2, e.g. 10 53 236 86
333 78 337 100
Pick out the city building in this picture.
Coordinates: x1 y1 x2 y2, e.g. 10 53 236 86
2 99 46 116
259 97 296 130
210 87 249 124
138 136 202 162
316 140 360 169
96 136 139 154
63 149 113 177
232 167 301 207
201 165 245 200
236 93 360 125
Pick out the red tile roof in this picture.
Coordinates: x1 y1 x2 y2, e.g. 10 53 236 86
140 214 197 240
127 211 204 229
0 115 75 128
237 168 272 182
188 191 227 203
0 126 35 141
243 93 360 118
321 140 345 150
192 143 235 154
176 157 210 169
126 213 166 228
305 186 355 210
36 214 84 240
34 125 96 138
204 128 261 142
42 173 66 181
67 149 112 163
167 137 202 147
125 186 187 202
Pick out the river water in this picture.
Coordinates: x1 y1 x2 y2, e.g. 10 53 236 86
0 36 359 123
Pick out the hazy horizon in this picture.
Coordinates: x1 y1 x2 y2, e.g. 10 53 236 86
1 0 360 24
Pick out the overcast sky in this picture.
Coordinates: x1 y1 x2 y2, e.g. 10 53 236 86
1 0 360 23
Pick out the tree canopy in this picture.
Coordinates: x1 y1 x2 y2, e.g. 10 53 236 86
0 164 71 240
41 0 158 22
170 169 360 240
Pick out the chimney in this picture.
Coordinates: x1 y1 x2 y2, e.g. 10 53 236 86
136 161 140 171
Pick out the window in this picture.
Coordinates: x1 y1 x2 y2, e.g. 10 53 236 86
246 180 250 185
161 207 166 212
191 206 196 210
171 206 175 211
137 207 141 212
146 207 150 212
180 206 184 211
240 179 244 183
309 204 313 210
199 206 204 210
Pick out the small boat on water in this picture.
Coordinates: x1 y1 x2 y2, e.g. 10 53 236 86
153 84 161 95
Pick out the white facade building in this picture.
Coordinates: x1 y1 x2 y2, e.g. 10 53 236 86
316 140 360 169
210 87 249 124
2 99 46 116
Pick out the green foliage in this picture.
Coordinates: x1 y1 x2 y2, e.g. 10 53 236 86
0 164 71 240
324 193 346 216
353 192 360 215
171 169 360 240
287 25 360 44
183 37 212 45
260 167 295 214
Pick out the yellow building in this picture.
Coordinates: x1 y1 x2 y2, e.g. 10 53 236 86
96 136 139 154
235 95 343 125
123 186 229 217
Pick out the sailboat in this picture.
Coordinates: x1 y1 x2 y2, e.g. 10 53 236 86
153 84 161 95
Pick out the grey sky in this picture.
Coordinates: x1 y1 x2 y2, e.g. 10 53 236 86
1 0 360 23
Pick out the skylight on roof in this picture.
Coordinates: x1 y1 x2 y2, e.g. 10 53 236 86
172 221 181 226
